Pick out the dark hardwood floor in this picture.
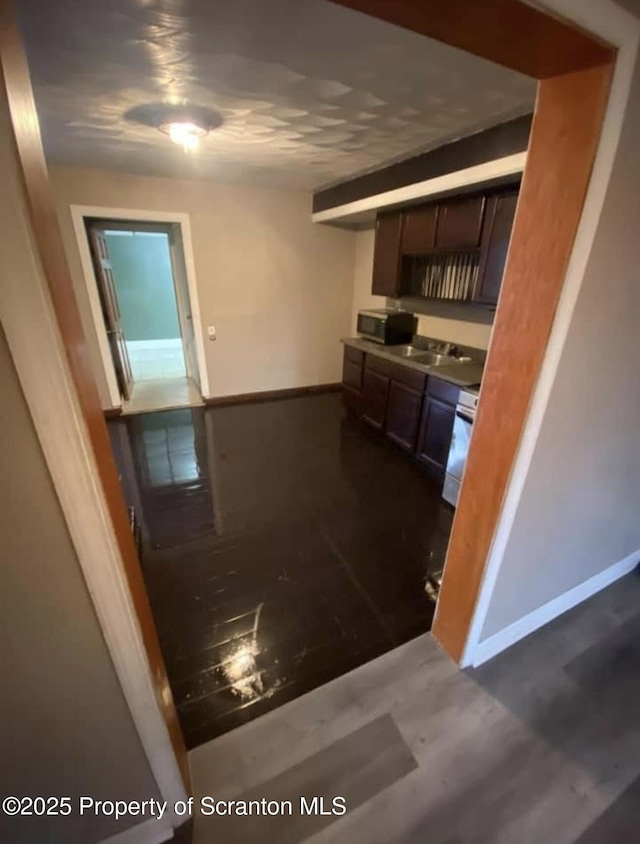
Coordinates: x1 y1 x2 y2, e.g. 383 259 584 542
108 393 452 749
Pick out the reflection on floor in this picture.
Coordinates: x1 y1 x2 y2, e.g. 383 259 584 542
109 393 453 748
121 376 202 415
188 572 640 844
126 338 186 381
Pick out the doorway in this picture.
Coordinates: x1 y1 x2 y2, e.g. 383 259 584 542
85 217 204 414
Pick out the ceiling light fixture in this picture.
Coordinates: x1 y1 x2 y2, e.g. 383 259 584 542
126 103 223 153
160 120 209 152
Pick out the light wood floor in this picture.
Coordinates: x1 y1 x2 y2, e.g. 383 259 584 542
188 571 640 844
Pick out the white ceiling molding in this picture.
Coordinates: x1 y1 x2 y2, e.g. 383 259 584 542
311 152 527 226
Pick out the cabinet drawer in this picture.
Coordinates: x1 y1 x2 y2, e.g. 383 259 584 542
344 345 365 366
426 376 460 406
365 354 427 392
364 354 396 378
387 362 426 392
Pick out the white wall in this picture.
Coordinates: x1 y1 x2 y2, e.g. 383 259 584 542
51 167 356 405
478 51 640 641
351 227 494 349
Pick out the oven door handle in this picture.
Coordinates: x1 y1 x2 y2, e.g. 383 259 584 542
456 410 475 425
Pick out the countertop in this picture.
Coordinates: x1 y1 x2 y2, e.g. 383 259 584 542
341 337 484 389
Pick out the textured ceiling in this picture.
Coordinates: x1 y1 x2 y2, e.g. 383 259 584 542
18 0 536 190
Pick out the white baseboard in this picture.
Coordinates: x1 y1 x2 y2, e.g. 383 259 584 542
470 550 640 667
100 817 175 844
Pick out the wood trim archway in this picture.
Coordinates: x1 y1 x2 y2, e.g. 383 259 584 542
331 0 615 662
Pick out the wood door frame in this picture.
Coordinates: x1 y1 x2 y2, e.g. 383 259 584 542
330 0 639 664
71 205 210 408
1 0 637 819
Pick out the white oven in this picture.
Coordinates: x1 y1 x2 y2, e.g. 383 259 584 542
443 388 479 508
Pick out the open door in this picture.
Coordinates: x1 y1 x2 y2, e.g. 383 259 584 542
168 226 200 390
87 224 134 400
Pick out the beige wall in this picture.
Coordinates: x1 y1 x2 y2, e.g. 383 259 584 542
351 227 494 349
480 51 640 639
351 228 387 328
0 82 161 842
0 331 161 844
51 167 356 406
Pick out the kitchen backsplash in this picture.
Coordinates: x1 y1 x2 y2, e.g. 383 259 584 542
412 308 494 351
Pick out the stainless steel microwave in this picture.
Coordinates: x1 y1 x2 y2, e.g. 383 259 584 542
356 309 417 345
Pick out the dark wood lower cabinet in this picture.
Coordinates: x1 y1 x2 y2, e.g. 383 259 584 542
342 385 362 417
341 347 462 482
416 396 457 477
386 381 423 451
361 368 389 430
342 357 363 391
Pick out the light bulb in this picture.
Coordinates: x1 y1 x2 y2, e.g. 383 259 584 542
166 122 206 152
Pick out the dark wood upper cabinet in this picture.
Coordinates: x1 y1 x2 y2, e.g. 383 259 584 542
435 195 486 249
370 187 518 303
401 205 438 254
474 191 519 306
386 381 423 451
372 212 403 297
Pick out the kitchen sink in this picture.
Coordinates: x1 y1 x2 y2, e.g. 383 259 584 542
387 345 471 366
386 345 427 358
412 351 461 366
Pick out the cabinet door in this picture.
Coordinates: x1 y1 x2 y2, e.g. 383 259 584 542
416 396 456 476
474 191 518 306
372 212 403 297
361 368 390 430
386 381 423 451
435 195 485 249
342 386 362 417
342 357 363 391
401 205 438 254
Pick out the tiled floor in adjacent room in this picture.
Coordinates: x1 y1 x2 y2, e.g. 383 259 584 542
126 338 186 381
121 376 203 415
108 392 452 748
